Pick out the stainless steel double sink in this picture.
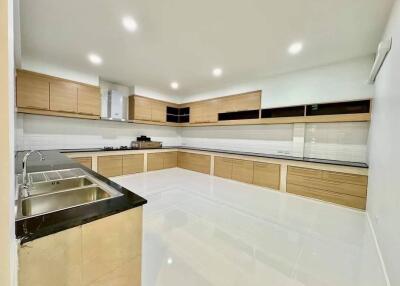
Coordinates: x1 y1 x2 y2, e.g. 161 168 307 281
16 168 122 220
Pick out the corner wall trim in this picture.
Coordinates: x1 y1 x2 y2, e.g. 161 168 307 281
366 212 391 286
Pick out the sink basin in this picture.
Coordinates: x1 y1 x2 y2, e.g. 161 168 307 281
21 186 112 217
29 177 94 196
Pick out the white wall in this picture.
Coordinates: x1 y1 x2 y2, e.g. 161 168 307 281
16 114 181 151
184 56 375 107
367 1 400 285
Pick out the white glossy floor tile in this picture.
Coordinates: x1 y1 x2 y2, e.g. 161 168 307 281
113 168 387 286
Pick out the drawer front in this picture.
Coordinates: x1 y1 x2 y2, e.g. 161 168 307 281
97 156 123 177
288 166 322 179
287 183 366 210
253 162 280 190
72 157 92 170
147 153 164 171
178 152 210 174
231 159 254 184
163 152 178 169
214 156 233 179
322 171 368 186
287 174 367 197
123 154 144 175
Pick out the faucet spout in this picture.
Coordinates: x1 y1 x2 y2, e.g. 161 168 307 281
22 150 45 196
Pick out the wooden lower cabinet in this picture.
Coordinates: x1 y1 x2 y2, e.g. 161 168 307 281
18 208 143 286
72 157 92 170
287 183 367 209
123 154 144 175
214 156 280 190
231 159 253 184
97 155 123 177
147 153 164 171
214 156 233 179
253 162 280 190
147 152 178 171
163 151 178 169
178 152 211 174
286 166 368 209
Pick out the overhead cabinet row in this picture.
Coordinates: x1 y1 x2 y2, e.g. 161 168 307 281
16 69 371 125
16 70 100 118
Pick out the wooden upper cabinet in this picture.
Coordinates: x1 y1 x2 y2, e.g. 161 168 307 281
151 100 167 122
219 91 261 113
50 81 78 113
16 72 50 110
189 100 218 124
131 96 152 121
77 85 101 116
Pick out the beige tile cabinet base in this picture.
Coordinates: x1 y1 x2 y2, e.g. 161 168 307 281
18 208 143 286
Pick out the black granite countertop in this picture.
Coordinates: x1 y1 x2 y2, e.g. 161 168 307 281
60 146 369 168
15 151 147 244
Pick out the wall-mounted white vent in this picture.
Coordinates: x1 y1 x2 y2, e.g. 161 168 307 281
368 38 392 84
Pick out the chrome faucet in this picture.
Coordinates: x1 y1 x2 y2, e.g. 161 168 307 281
22 150 45 197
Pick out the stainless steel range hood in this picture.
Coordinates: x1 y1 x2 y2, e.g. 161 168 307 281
100 89 129 122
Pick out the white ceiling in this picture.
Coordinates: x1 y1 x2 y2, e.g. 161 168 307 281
20 0 394 96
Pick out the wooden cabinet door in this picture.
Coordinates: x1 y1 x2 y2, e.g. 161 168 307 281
231 159 254 184
189 103 204 124
134 96 152 121
219 91 261 113
78 85 100 116
123 154 144 175
214 157 233 179
147 153 164 171
253 162 280 190
163 152 178 168
49 81 78 113
97 156 123 177
151 100 166 122
203 99 219 123
16 72 50 110
72 157 92 170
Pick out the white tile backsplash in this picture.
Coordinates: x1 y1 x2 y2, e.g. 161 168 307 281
16 114 369 163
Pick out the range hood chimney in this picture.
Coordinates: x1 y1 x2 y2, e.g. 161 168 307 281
100 89 128 121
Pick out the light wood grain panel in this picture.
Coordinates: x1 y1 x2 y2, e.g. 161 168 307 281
322 171 368 186
253 162 281 190
133 96 152 121
72 157 92 170
49 81 78 113
82 208 142 286
17 107 99 120
97 155 123 177
18 226 82 286
287 183 366 210
123 154 144 175
147 153 164 171
219 91 261 113
214 156 233 179
78 85 100 116
163 152 178 168
178 152 211 174
231 159 254 184
288 166 323 179
16 72 50 110
287 174 367 197
151 100 167 122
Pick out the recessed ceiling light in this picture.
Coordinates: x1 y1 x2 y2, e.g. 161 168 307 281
288 42 303 55
212 68 223 77
170 82 179 89
88 53 103 65
122 16 138 32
